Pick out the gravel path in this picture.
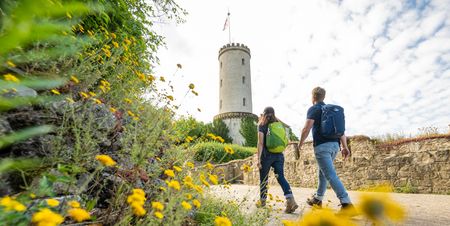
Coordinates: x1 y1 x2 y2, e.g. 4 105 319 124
210 185 450 226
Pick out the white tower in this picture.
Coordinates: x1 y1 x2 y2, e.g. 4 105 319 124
214 43 257 145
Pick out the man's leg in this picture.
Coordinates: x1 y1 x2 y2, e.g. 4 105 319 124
314 142 351 204
314 169 328 200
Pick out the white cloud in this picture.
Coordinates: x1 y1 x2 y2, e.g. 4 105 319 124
153 0 450 137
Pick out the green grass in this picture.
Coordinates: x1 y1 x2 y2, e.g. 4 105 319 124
192 142 256 164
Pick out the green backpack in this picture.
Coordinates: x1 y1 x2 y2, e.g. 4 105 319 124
266 122 288 153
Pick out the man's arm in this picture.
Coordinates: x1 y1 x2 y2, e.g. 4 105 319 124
299 119 314 148
340 134 350 159
257 131 264 169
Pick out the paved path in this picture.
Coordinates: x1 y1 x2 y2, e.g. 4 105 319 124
210 185 450 226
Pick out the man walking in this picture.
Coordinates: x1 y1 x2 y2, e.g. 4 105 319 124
297 87 354 211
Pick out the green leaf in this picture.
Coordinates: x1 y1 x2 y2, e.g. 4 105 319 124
37 176 54 197
0 79 66 90
0 125 53 149
0 96 63 111
0 158 42 174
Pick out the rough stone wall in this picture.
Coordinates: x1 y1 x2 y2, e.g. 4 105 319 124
214 136 450 194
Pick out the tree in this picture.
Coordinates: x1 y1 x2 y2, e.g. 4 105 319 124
288 127 299 141
239 117 257 147
206 119 232 143
172 116 206 143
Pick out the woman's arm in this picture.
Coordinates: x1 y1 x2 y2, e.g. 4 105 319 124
257 131 264 169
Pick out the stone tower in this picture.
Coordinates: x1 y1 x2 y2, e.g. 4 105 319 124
214 43 257 145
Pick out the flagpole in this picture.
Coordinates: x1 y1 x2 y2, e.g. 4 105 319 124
228 10 231 44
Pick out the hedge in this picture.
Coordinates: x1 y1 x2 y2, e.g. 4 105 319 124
192 142 256 163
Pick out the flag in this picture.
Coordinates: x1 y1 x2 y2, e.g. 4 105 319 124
222 12 230 31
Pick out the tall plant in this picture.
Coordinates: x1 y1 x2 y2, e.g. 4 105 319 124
239 116 257 147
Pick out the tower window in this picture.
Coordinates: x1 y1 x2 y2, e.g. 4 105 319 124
243 98 246 106
242 76 245 84
220 61 222 68
220 100 222 109
241 58 245 65
220 79 223 87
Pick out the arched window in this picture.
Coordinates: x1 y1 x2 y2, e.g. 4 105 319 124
243 98 246 106
220 61 223 68
241 58 245 65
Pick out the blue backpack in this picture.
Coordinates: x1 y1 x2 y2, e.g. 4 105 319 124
320 104 345 139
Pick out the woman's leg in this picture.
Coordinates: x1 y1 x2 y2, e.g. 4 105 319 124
259 155 272 202
272 155 293 198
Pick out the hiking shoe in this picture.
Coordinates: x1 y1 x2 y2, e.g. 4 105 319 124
256 199 266 208
337 203 358 217
285 197 299 213
306 196 322 208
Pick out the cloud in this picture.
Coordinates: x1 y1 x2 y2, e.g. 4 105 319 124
154 0 450 137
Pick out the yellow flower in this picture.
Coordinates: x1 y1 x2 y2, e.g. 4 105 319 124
30 193 36 199
193 199 201 208
185 193 192 200
88 91 96 97
224 146 234 155
102 48 111 57
127 110 136 117
112 41 119 48
68 200 80 208
95 154 116 167
281 220 296 226
51 89 60 95
151 201 164 211
80 92 89 99
164 169 175 178
186 162 195 169
167 95 174 101
31 208 64 226
110 33 117 39
92 98 102 105
241 164 251 173
66 97 75 103
46 199 59 207
3 73 20 82
160 76 165 82
87 30 94 36
200 178 210 187
159 186 166 191
194 185 203 194
0 196 26 212
205 162 214 170
132 188 145 196
188 83 195 89
131 202 146 216
110 107 117 113
215 216 232 226
167 180 181 190
208 174 219 185
298 208 357 226
215 136 225 143
124 98 132 104
124 38 132 45
6 60 16 67
68 208 90 222
154 211 164 219
183 175 193 184
70 75 79 84
181 201 192 210
127 194 146 206
357 192 405 224
173 166 182 172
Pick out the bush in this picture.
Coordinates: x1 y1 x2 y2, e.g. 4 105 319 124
192 142 256 163
239 117 257 147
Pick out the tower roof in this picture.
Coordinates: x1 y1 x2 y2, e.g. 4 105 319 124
218 43 251 59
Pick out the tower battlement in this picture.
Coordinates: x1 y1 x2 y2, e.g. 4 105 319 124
219 43 251 58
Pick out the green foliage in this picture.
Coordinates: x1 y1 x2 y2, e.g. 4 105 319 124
194 196 270 226
172 116 207 143
288 127 299 141
395 182 418 194
206 119 232 143
239 116 257 147
192 142 256 163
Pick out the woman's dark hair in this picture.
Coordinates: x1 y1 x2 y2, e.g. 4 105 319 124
258 106 279 126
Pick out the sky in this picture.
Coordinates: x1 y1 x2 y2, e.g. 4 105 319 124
152 0 450 137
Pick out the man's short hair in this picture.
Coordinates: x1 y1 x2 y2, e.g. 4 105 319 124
312 87 326 102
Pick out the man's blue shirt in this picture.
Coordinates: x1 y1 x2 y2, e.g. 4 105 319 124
307 102 340 147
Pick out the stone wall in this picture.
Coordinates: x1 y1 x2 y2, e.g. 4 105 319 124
214 136 450 194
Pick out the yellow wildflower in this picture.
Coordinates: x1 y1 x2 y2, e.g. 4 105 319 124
70 75 79 84
0 196 26 212
208 174 219 185
127 110 135 117
102 48 111 57
205 162 214 170
298 208 357 226
357 192 405 224
87 30 94 36
127 194 145 206
131 202 146 216
224 146 234 155
193 199 201 208
132 189 145 197
167 95 174 101
188 83 195 89
181 201 192 210
68 200 80 208
215 216 232 226
51 89 60 95
151 201 164 211
159 187 166 191
66 97 75 103
124 98 132 104
46 199 59 207
167 180 180 190
124 38 132 45
186 162 195 169
3 73 20 82
80 92 89 99
92 98 102 105
160 76 165 82
31 208 64 226
6 60 16 67
110 107 117 113
200 177 210 187
215 136 225 143
95 154 116 167
185 193 193 200
30 193 36 199
88 91 96 97
241 164 251 173
183 175 193 184
112 41 119 48
173 166 182 172
154 211 164 219
164 169 175 178
68 208 90 222
194 185 203 194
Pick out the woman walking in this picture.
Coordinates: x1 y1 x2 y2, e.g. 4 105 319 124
257 107 298 213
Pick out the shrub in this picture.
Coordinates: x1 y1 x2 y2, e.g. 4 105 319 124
206 119 232 143
192 142 256 163
239 117 257 147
